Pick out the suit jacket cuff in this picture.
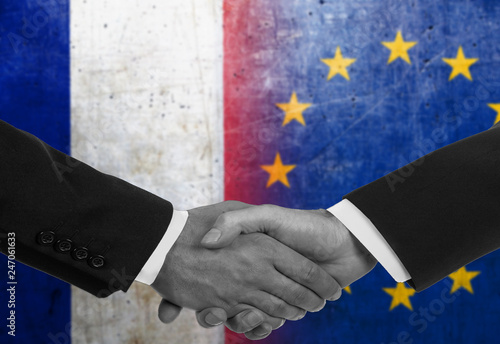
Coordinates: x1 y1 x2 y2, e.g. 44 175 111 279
328 199 411 282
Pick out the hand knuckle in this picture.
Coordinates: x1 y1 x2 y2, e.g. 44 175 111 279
291 288 308 306
217 212 231 226
277 303 294 319
303 263 320 283
226 200 243 207
271 300 288 317
260 204 279 217
258 295 277 315
260 204 275 211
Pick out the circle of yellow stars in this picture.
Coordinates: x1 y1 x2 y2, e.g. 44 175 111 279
260 30 494 189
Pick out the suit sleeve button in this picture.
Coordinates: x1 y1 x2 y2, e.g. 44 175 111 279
37 231 56 245
55 239 73 253
71 247 89 261
88 255 105 269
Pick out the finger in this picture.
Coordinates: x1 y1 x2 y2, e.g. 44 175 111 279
242 290 305 320
245 322 274 340
272 244 342 301
158 299 182 324
330 288 343 301
201 200 254 218
224 309 263 333
225 307 285 333
203 205 342 300
264 270 327 313
195 308 227 328
201 204 282 248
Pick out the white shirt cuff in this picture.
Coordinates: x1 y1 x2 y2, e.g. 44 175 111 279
135 210 189 285
328 199 411 282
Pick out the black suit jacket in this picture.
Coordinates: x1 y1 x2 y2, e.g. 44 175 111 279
346 124 500 291
0 120 173 297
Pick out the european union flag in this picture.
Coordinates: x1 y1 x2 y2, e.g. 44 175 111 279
224 0 500 343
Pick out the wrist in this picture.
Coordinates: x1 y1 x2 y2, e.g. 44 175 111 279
347 226 378 274
328 199 410 282
320 209 377 287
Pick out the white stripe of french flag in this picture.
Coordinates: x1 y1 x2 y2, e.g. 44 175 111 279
70 0 225 343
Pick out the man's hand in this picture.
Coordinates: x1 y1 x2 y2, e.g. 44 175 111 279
151 202 342 338
200 204 377 288
158 299 286 340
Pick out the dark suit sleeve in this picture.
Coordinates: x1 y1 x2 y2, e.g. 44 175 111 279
345 124 500 291
0 120 173 297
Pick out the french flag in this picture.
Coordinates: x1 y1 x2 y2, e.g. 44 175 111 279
2 0 500 343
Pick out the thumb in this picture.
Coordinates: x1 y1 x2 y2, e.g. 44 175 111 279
201 205 283 249
158 299 183 324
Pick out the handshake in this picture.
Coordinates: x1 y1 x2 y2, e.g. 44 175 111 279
150 201 378 340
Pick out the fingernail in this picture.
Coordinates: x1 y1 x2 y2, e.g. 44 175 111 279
253 326 272 337
205 313 223 326
202 229 222 244
244 311 264 327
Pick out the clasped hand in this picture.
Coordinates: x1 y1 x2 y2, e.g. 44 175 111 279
151 201 377 340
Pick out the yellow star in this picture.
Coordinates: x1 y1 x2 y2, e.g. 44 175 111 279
488 103 500 124
383 283 416 311
344 286 352 294
448 266 480 294
442 46 479 81
260 153 296 188
276 92 312 126
321 46 356 81
381 31 417 64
